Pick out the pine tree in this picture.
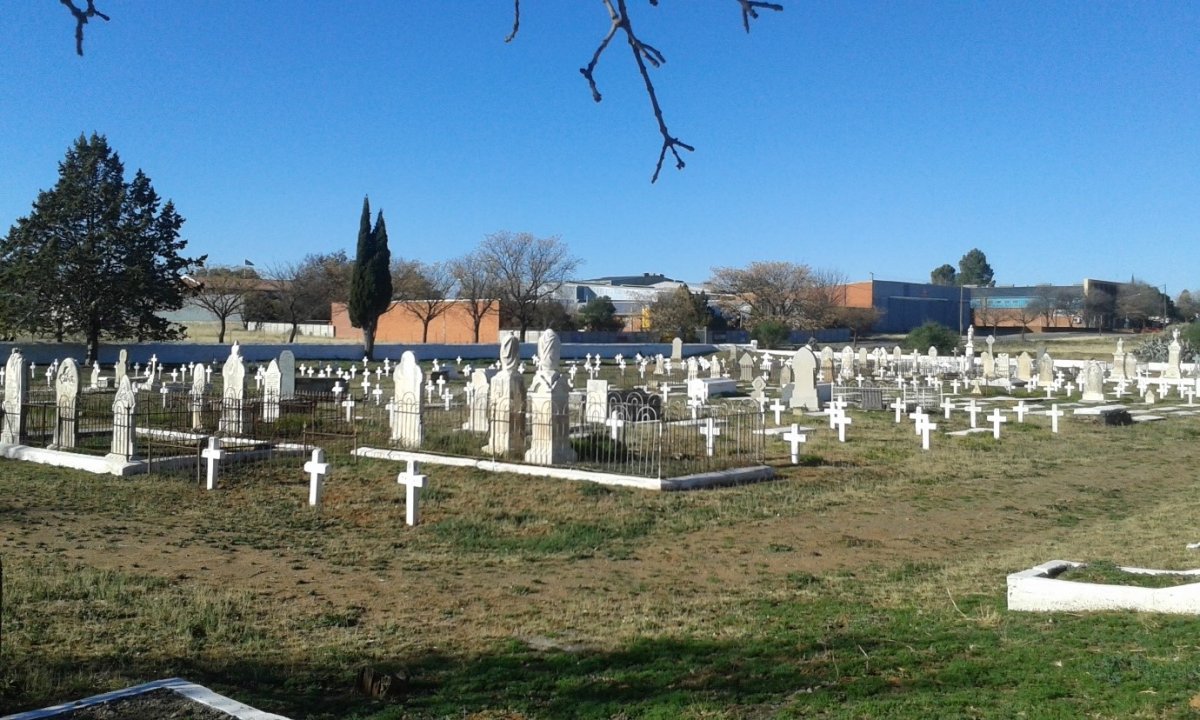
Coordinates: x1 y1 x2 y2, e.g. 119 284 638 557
0 133 201 363
348 197 392 359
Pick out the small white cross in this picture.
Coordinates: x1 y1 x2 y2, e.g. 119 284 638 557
1047 404 1064 434
372 386 384 405
160 384 170 408
700 417 721 457
605 410 626 441
442 389 453 411
940 397 954 420
831 410 852 443
1015 400 1028 423
201 436 224 491
909 406 927 436
769 399 785 425
304 449 330 506
916 415 937 451
342 397 356 422
987 409 1007 439
890 397 906 423
332 381 344 399
966 399 980 428
1045 385 1055 400
397 459 427 526
782 424 807 464
950 379 961 394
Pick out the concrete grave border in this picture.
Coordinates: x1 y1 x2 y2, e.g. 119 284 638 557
1007 559 1200 615
354 447 774 491
1 677 290 720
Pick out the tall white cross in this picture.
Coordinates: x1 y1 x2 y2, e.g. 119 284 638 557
782 424 807 464
397 459 427 526
987 409 1007 440
304 449 329 506
201 436 224 491
909 406 927 436
700 417 721 457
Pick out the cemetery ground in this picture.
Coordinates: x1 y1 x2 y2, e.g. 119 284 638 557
4 407 1200 719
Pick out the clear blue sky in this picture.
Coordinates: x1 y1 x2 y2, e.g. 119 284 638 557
1 2 1196 293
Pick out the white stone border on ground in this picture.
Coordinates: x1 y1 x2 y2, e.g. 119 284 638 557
0 440 308 477
354 447 774 491
1007 559 1200 615
1 677 290 720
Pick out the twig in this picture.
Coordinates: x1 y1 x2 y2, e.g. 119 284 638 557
737 0 784 33
947 587 969 619
59 0 110 56
504 0 521 43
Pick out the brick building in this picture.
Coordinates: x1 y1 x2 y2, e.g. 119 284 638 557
330 299 500 344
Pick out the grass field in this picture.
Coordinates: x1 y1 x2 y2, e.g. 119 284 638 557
4 394 1200 718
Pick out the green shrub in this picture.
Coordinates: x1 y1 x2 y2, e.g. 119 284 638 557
903 321 960 355
750 319 790 349
1133 326 1197 362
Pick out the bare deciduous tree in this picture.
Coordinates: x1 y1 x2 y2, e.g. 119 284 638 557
401 262 457 343
476 232 580 339
448 252 500 343
186 266 254 344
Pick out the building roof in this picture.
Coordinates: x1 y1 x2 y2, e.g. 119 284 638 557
580 273 680 287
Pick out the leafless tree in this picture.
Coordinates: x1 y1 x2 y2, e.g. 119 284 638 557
58 0 108 55
186 266 254 344
709 261 845 331
250 252 353 342
476 232 581 339
448 252 500 343
401 262 457 343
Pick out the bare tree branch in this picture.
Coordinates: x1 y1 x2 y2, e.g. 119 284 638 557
59 0 109 56
504 0 521 43
737 0 784 33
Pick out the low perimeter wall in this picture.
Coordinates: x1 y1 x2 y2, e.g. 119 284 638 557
0 342 719 367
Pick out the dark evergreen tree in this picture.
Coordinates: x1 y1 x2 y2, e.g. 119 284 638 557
957 248 995 286
930 263 957 286
0 133 201 363
348 197 392 359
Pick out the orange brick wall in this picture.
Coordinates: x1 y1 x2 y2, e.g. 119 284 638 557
331 300 500 344
842 282 875 309
972 308 1078 331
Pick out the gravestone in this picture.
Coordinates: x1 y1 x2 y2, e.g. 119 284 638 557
262 359 282 422
1 349 26 445
1164 329 1183 379
840 346 855 380
738 353 754 382
485 336 526 456
779 360 792 387
789 346 820 411
1038 352 1054 383
391 351 424 449
1016 352 1033 382
51 358 81 449
108 376 136 460
585 378 609 423
525 329 576 465
981 351 994 379
1080 360 1106 403
219 344 246 434
671 337 683 361
750 376 767 402
114 348 128 385
996 353 1010 380
819 355 835 383
686 357 698 382
90 362 101 390
464 368 495 433
858 348 870 369
1111 338 1130 381
709 356 722 379
278 350 296 398
653 354 665 376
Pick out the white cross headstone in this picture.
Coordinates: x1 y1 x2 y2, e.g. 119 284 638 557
966 399 980 428
304 449 329 506
397 459 427 526
909 406 927 436
987 409 1007 439
831 410 852 442
769 398 785 425
917 415 936 451
1047 404 1064 434
342 396 356 422
201 436 224 491
941 397 954 420
605 410 626 441
159 384 170 408
1015 400 1028 423
700 417 721 457
890 397 906 424
782 424 807 464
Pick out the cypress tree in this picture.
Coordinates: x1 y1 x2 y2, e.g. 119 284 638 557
348 197 392 359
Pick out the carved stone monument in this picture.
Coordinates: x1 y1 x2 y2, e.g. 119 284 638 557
51 358 81 449
1 349 27 445
219 344 246 434
108 376 137 460
485 335 526 456
390 351 423 448
525 329 576 465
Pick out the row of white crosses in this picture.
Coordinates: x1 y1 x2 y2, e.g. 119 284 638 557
205 441 427 526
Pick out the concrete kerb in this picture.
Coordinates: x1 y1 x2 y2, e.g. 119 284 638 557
354 447 775 491
1007 559 1200 615
0 438 307 477
0 677 291 720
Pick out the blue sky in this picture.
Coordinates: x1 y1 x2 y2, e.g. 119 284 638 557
1 2 1196 294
